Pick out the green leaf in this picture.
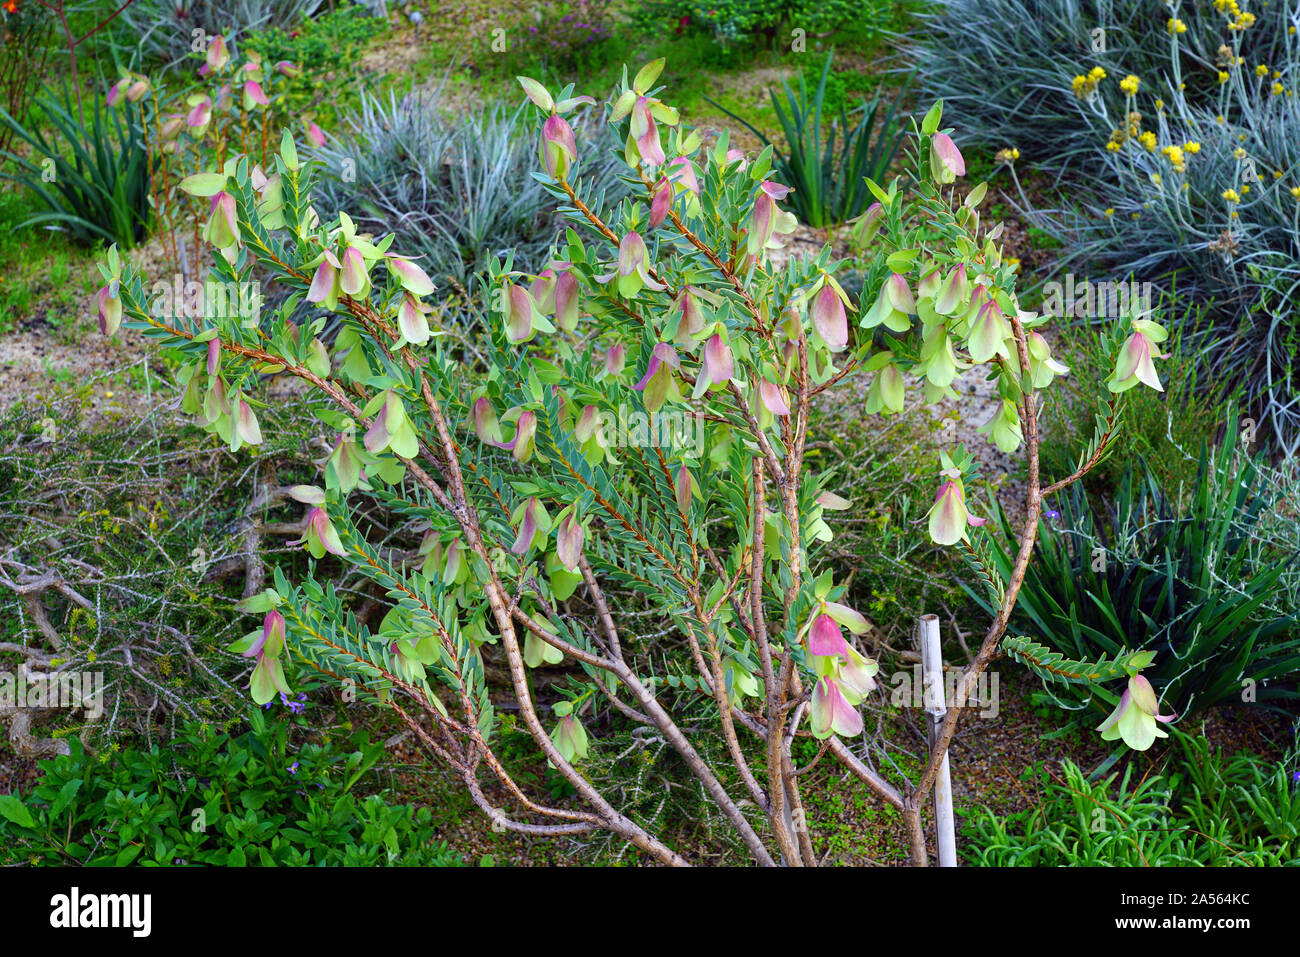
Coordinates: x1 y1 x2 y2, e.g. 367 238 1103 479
0 795 36 829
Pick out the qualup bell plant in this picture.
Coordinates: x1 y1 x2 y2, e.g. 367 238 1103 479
95 61 1171 865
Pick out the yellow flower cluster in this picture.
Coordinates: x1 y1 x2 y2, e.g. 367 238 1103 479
1222 188 1241 203
995 146 1021 164
1161 144 1186 172
1072 66 1107 99
1138 130 1158 151
1120 74 1141 96
1216 0 1257 30
1167 17 1187 34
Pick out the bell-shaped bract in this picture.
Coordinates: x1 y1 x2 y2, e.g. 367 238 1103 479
1108 326 1165 392
387 255 436 296
397 293 433 345
554 267 580 331
862 274 914 332
865 364 904 415
552 714 589 763
204 192 239 249
235 398 262 446
510 497 551 555
205 34 230 73
242 80 269 110
701 332 734 387
339 245 370 298
808 613 849 658
629 96 665 166
504 281 541 342
1097 674 1176 751
934 263 969 316
555 511 584 572
604 343 626 378
306 251 341 311
540 113 578 179
648 176 671 228
304 120 326 147
1027 331 1070 388
186 95 212 135
473 397 504 446
675 465 694 513
927 467 986 545
811 282 849 352
525 628 564 668
301 506 346 558
838 646 880 701
96 281 123 336
759 379 790 417
976 398 1024 454
364 391 419 459
930 132 965 184
810 676 864 740
966 299 1012 363
746 181 798 260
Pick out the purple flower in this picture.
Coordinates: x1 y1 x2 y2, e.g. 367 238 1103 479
287 761 299 775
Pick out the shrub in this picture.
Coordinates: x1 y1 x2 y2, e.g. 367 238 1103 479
987 411 1300 727
0 0 52 159
94 61 1171 866
0 710 466 866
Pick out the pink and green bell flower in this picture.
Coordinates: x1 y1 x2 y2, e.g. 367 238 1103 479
977 398 1024 454
239 609 291 705
363 390 420 459
862 273 915 332
96 274 123 336
810 675 864 740
966 299 1013 364
204 35 230 73
540 113 578 179
864 361 905 415
511 497 552 555
555 507 585 572
288 486 347 558
930 132 965 184
1107 318 1167 393
934 263 970 316
1097 673 1177 751
927 467 987 545
203 191 239 250
810 277 851 353
242 80 269 110
304 120 326 147
631 341 681 415
596 231 665 299
551 712 589 763
838 646 880 700
1027 330 1070 388
746 181 798 260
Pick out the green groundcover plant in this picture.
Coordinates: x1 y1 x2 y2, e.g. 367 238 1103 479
0 709 464 866
92 55 1170 865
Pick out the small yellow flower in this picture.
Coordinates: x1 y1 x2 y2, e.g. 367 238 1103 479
1274 170 1284 180
1290 186 1300 199
1179 82 1186 91
1167 17 1187 33
1104 207 1115 216
1272 82 1284 95
1154 98 1165 110
1218 71 1230 84
1256 64 1269 77
1183 141 1201 154
1150 173 1162 185
1089 66 1107 80
1233 147 1248 159
1120 74 1141 95
1138 130 1158 151
1230 210 1239 218
1222 188 1241 203
1215 114 1226 124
